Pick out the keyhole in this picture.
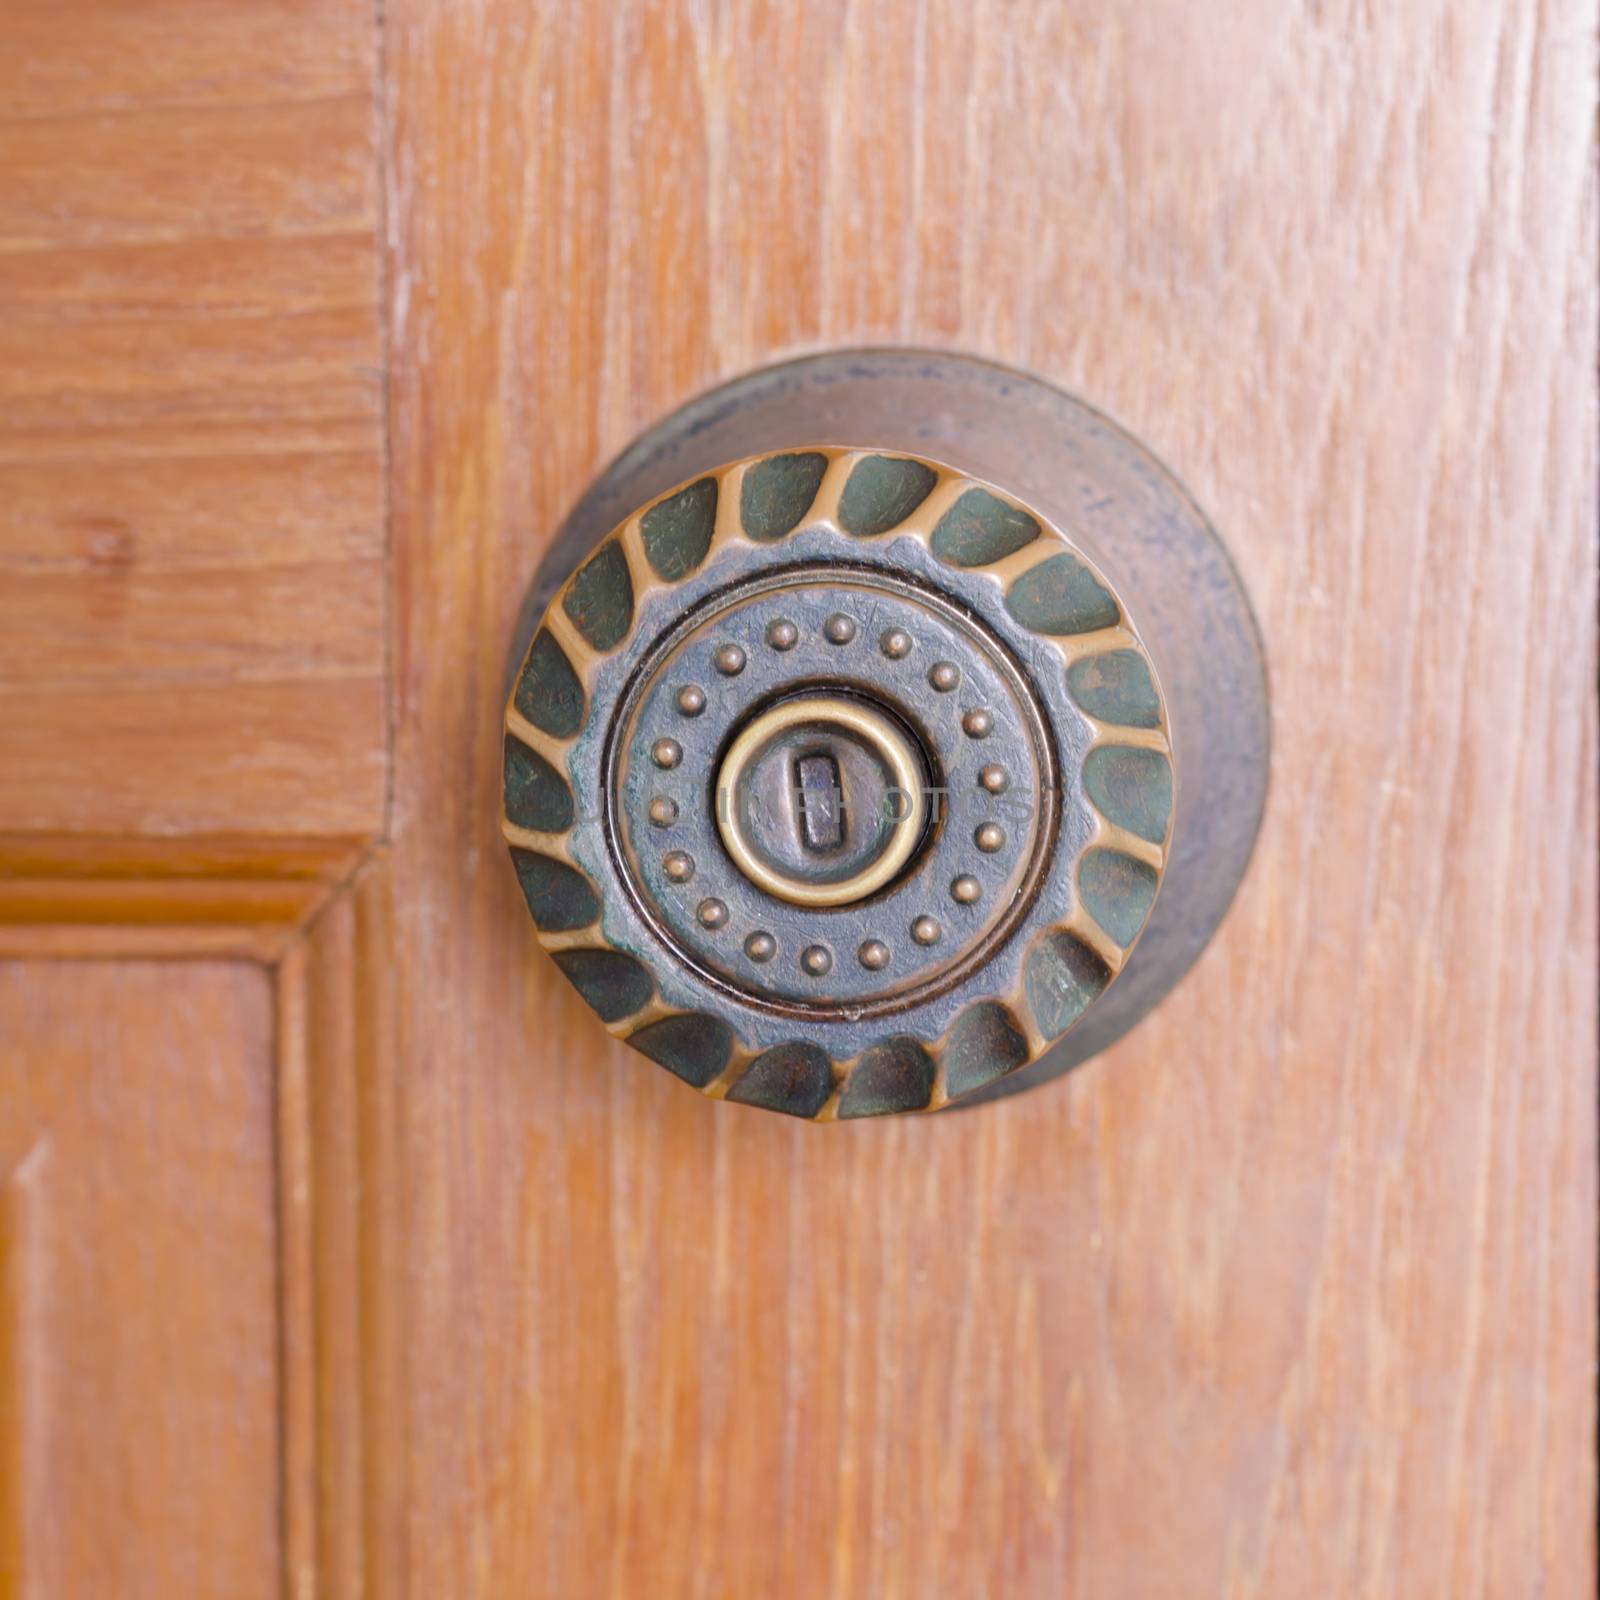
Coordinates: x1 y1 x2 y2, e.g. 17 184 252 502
794 752 844 853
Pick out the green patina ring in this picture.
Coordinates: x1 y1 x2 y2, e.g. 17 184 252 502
503 443 1176 1121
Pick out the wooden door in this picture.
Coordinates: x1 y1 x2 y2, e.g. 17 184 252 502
3 1 1594 1595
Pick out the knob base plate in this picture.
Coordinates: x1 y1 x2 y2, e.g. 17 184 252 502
511 349 1269 1106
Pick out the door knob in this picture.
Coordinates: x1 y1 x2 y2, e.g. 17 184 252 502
503 350 1268 1118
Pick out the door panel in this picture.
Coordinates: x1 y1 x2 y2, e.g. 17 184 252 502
1 962 280 1597
0 0 387 845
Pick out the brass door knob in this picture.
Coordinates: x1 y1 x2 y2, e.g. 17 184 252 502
503 350 1268 1118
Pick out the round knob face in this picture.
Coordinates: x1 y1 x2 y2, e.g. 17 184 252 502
504 447 1174 1118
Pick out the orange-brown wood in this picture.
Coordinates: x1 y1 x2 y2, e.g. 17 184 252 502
0 0 1594 1595
276 858 405 1600
379 0 1597 1593
0 961 280 1598
0 833 368 961
0 0 387 845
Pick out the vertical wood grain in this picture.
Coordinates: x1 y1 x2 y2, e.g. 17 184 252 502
380 1 1596 1594
0 962 280 1598
0 1143 51 1599
277 859 406 1600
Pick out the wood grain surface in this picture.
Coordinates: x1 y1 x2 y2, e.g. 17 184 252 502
1 0 1593 1595
0 0 387 843
0 961 280 1598
277 859 405 1600
0 833 369 961
379 1 1597 1595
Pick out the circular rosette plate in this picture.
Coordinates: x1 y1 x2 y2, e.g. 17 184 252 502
504 443 1177 1119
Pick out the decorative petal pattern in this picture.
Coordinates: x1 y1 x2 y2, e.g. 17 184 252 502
740 452 828 540
1067 649 1162 728
641 477 718 579
838 455 938 537
505 446 1174 1118
551 948 654 1022
628 1012 734 1088
932 486 1040 567
511 848 600 932
728 1042 836 1118
837 1037 937 1118
1083 746 1173 844
514 629 585 739
1005 552 1120 635
1078 850 1159 949
503 735 575 833
562 539 633 652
